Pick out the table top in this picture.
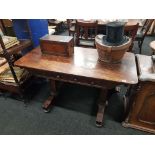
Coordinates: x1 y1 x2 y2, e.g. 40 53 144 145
15 47 138 85
74 19 141 27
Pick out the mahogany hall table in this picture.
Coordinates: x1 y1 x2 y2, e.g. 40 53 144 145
15 47 138 126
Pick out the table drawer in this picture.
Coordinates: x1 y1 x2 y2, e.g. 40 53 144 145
52 73 107 88
28 69 116 89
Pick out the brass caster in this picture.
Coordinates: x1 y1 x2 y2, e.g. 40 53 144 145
42 106 51 113
96 121 103 128
122 121 129 128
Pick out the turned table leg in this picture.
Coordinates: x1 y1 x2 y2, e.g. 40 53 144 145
96 89 108 127
42 79 57 113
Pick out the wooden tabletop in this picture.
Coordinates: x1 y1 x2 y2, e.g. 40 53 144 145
74 19 141 27
15 47 138 85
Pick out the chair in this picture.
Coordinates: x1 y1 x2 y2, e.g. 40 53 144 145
67 19 76 36
48 19 63 34
135 19 154 54
75 20 98 48
124 23 139 52
48 26 56 35
0 35 33 102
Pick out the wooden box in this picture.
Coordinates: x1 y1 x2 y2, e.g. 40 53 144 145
40 35 74 56
123 54 155 134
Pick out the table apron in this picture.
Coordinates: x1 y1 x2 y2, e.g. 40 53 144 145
27 68 118 89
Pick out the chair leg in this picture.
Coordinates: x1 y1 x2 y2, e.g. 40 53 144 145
152 52 154 55
75 36 79 46
139 45 142 54
138 41 142 54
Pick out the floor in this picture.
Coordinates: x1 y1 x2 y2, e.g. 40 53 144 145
0 32 154 135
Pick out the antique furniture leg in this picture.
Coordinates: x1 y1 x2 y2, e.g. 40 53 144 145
42 79 57 113
96 88 108 127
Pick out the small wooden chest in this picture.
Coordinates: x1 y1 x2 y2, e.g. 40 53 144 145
40 35 74 57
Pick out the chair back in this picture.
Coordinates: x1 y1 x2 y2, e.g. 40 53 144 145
67 19 75 36
0 35 20 85
76 20 98 48
140 19 154 38
67 19 74 28
124 23 139 51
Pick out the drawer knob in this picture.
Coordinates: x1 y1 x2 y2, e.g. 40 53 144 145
74 78 77 81
57 75 60 78
91 81 94 85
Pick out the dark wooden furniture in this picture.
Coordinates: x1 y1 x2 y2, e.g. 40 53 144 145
0 35 32 100
67 19 76 36
72 19 140 27
0 19 15 36
48 19 63 34
135 19 154 54
75 20 98 48
15 46 138 126
124 23 139 52
40 35 74 56
123 54 155 134
0 20 7 35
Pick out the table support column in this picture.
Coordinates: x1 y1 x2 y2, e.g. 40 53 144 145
42 79 57 112
96 88 108 127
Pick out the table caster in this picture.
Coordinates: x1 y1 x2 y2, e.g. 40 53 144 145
96 121 103 127
42 107 51 113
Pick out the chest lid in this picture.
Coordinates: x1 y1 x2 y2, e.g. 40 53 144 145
40 34 73 44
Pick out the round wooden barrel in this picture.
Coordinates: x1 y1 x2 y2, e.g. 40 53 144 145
95 35 131 63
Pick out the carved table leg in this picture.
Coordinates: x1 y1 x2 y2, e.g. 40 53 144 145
96 89 108 127
42 79 57 113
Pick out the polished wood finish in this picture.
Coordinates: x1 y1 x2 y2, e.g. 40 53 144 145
15 46 138 126
76 20 98 48
135 19 154 54
0 19 7 35
15 47 138 85
124 23 139 52
123 54 155 134
40 35 74 57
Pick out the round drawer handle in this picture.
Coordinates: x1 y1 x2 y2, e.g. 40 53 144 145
74 78 77 81
91 81 94 85
56 75 60 78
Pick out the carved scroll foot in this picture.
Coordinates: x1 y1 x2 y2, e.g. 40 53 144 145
96 89 108 127
42 95 56 113
42 79 57 113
